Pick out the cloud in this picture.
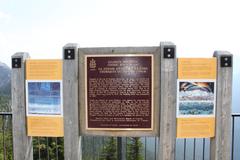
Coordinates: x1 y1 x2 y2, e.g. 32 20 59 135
0 11 11 23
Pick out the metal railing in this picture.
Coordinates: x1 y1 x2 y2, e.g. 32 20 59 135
231 113 240 160
0 112 239 160
33 137 63 160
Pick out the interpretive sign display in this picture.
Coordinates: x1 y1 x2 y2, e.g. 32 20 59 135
26 60 63 137
177 58 216 138
85 55 153 130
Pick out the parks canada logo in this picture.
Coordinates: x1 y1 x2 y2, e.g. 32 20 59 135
89 59 96 69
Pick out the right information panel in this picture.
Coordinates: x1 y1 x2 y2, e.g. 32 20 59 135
177 58 216 138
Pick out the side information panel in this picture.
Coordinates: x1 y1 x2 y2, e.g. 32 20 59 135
26 60 63 137
177 58 216 138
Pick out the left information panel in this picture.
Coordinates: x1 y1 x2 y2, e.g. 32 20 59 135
26 60 64 137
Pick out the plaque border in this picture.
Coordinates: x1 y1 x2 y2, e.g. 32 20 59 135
85 54 154 131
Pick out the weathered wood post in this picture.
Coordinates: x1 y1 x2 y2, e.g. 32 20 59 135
63 44 82 160
11 53 33 160
158 42 177 160
210 51 233 160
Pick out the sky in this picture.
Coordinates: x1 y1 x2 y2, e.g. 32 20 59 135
0 0 240 110
1 0 240 65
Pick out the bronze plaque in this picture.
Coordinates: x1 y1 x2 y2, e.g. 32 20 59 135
86 55 153 130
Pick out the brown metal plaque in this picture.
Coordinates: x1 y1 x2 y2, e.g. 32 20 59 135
86 55 153 130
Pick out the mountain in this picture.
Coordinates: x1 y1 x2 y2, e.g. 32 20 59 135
0 62 11 95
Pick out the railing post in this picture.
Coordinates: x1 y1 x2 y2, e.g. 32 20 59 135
63 43 82 160
210 51 233 160
117 137 126 160
158 42 177 160
117 137 122 160
11 53 33 160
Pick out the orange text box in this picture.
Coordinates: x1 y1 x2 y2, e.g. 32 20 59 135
178 58 216 79
177 117 215 138
27 116 64 137
26 60 62 80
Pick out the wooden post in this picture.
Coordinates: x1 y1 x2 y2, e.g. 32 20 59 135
158 42 177 160
63 43 82 160
11 53 33 160
210 51 233 160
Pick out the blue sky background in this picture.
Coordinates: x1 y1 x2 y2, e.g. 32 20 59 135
0 0 240 112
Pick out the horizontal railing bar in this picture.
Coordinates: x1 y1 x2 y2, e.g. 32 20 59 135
0 112 12 116
232 113 240 117
1 112 240 117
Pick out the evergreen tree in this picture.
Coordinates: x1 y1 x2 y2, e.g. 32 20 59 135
0 95 11 112
100 137 117 160
127 137 143 160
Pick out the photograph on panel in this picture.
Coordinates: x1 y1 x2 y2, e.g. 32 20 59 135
27 81 62 115
177 80 216 117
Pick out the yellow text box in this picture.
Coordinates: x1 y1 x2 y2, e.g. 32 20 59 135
27 116 64 137
177 117 215 138
178 58 216 79
26 60 62 80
